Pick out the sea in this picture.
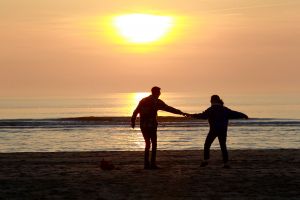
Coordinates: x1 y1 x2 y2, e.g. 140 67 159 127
0 93 299 152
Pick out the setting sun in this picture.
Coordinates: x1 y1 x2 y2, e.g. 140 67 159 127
113 14 174 44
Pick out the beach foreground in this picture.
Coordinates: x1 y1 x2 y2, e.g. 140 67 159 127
0 150 299 200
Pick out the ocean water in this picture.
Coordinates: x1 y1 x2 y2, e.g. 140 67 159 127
0 93 299 152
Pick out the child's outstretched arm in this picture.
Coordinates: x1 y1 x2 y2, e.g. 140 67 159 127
228 109 248 119
190 109 210 119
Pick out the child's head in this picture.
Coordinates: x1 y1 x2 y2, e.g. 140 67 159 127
210 95 224 105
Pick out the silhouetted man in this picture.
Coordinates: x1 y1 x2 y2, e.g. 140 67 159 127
131 86 186 169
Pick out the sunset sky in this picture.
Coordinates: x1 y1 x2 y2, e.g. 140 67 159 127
1 0 299 97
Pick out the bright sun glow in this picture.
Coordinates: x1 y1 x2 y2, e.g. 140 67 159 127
126 92 149 116
113 14 174 44
134 92 149 103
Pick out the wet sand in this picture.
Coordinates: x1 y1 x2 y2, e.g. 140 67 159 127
0 150 299 200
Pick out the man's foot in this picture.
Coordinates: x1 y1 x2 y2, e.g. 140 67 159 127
150 165 161 170
144 163 151 170
200 160 208 167
223 163 230 169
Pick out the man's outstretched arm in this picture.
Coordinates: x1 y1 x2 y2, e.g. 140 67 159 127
158 100 185 115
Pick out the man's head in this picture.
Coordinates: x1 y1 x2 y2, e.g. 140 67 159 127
151 86 161 98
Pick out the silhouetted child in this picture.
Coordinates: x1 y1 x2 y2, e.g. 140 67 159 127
190 95 248 168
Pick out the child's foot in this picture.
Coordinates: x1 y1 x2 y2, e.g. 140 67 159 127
150 165 161 170
200 160 208 167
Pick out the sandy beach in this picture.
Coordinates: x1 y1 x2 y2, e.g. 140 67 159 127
0 149 299 200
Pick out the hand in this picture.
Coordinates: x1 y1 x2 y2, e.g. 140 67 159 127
182 112 192 117
131 122 135 129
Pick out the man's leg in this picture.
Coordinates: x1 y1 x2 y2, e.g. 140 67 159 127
141 128 151 169
150 129 157 168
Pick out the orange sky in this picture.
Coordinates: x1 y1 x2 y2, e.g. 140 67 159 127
0 0 299 97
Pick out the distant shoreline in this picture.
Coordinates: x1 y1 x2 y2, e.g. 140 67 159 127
61 116 204 123
1 116 299 126
1 116 299 121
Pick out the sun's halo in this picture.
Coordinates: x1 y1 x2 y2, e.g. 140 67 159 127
113 14 174 44
134 92 149 103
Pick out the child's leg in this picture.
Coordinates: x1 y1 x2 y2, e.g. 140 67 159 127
218 134 228 163
204 132 217 161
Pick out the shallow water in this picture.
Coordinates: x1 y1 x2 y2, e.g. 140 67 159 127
0 118 299 152
0 93 299 152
